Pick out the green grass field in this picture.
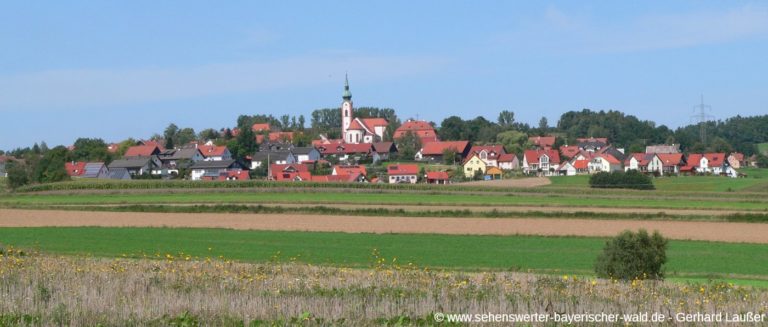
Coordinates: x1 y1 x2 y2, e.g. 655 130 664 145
1 227 766 281
2 190 766 210
758 143 768 156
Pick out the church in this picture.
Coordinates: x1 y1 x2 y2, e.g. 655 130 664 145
340 76 388 144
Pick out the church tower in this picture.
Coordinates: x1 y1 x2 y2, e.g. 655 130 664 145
341 74 353 142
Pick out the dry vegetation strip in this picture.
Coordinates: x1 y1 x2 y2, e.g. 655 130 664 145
2 209 767 244
0 254 766 326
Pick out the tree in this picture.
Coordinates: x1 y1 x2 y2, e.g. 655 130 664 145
297 115 306 131
538 117 548 133
31 146 69 184
595 229 668 280
757 154 768 168
496 130 529 155
280 115 291 130
473 168 484 181
70 138 111 163
199 128 220 141
163 123 179 149
497 110 515 127
6 162 29 190
395 131 422 161
442 148 458 165
176 128 197 146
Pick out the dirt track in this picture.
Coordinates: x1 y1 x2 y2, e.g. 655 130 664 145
1 209 767 244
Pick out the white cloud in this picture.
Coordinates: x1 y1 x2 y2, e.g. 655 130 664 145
0 54 447 111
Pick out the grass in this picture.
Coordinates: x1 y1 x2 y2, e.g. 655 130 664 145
548 173 768 192
1 227 767 280
3 190 767 210
758 142 768 155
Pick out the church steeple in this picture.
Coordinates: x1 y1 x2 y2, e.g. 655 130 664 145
342 73 352 100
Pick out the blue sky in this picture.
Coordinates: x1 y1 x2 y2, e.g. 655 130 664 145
2 1 767 150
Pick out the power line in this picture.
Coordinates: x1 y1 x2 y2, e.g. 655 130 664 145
691 95 715 144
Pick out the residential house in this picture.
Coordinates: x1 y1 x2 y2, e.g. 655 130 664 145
497 154 520 170
657 153 685 175
316 142 377 163
462 154 487 178
199 145 232 161
558 161 576 176
393 120 439 144
108 157 160 176
124 145 161 158
426 171 450 184
559 145 580 159
588 154 623 173
624 153 662 175
66 162 108 178
683 153 730 175
252 123 271 132
65 162 87 177
576 137 608 152
250 151 294 169
372 142 397 161
522 149 561 176
290 147 321 163
727 152 745 169
572 159 590 175
387 164 419 184
218 170 250 181
332 165 367 177
415 141 470 162
645 144 680 154
529 136 555 149
157 147 205 175
468 145 506 167
190 160 246 181
270 163 311 181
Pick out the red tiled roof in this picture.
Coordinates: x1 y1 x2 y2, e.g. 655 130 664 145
257 132 295 143
387 164 419 175
348 119 365 131
65 162 86 176
420 141 469 156
270 164 311 181
252 123 271 132
498 153 517 162
333 165 367 176
598 154 621 164
394 120 438 142
124 145 159 157
361 118 388 128
218 170 250 181
140 140 165 151
199 145 229 157
523 149 561 165
560 145 580 158
704 153 726 166
657 153 684 167
529 136 556 148
426 171 449 180
573 159 589 169
625 153 649 166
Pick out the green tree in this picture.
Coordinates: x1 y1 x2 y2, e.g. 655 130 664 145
198 128 220 141
163 123 179 149
32 146 70 184
497 110 515 127
6 162 29 190
538 117 548 133
595 229 668 280
395 131 421 161
70 138 111 163
442 148 458 165
496 130 529 155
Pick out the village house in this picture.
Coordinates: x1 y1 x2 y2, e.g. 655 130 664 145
415 141 470 162
522 149 561 176
468 145 506 167
316 142 378 163
269 163 311 181
727 152 745 169
156 147 205 175
559 145 580 159
462 154 487 178
576 137 608 153
393 120 439 144
529 136 555 150
65 162 109 178
108 157 161 176
387 164 419 184
426 171 450 184
218 170 250 181
625 153 662 174
199 145 232 161
332 165 367 177
682 153 734 176
290 147 321 163
497 153 520 170
588 153 623 173
190 159 246 181
250 151 293 169
99 168 131 180
123 145 161 158
657 153 685 175
372 142 397 161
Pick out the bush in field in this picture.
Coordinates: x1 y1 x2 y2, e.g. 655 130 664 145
595 229 667 280
589 170 654 190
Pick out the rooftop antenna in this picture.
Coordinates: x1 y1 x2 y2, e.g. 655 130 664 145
691 94 714 144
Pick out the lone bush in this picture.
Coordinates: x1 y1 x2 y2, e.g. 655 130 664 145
589 170 654 190
595 229 668 280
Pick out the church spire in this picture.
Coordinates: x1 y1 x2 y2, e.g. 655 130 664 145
342 73 352 100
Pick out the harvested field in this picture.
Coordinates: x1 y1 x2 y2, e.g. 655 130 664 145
2 209 767 244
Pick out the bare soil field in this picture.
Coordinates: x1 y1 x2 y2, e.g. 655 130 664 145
458 177 551 187
2 209 766 243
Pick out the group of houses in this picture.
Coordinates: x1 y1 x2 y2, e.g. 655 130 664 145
56 77 756 183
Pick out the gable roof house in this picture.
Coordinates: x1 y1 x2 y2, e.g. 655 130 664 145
415 141 471 162
199 145 232 161
559 145 580 159
683 153 731 176
316 142 377 163
99 167 131 180
657 153 685 175
189 159 246 181
269 163 312 182
387 164 419 184
372 142 397 161
65 161 87 177
123 145 161 158
624 153 662 175
497 153 520 170
462 154 488 178
468 145 506 167
108 157 160 176
290 147 321 164
576 137 609 152
426 171 450 184
588 154 623 173
157 148 205 175
522 149 561 176
393 120 439 144
727 152 745 169
332 165 367 177
66 162 109 179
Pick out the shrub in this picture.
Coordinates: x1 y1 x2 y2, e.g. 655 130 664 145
595 229 668 280
589 170 654 190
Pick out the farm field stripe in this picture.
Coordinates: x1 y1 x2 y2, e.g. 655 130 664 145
0 227 766 279
2 209 768 243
